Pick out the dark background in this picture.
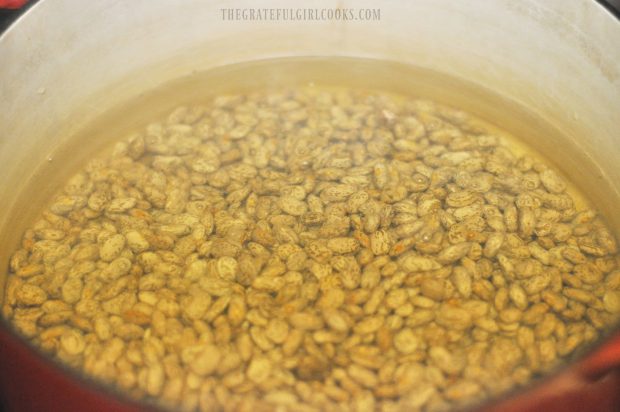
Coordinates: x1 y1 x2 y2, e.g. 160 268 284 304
1 0 620 34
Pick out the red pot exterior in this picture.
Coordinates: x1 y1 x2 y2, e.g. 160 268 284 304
481 332 620 412
1 324 619 412
0 0 28 9
0 325 144 412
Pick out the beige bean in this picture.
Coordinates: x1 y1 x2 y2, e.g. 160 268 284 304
16 284 47 306
190 344 221 376
247 356 272 384
99 234 126 262
393 328 419 354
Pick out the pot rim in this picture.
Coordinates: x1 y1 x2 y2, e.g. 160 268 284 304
1 0 620 411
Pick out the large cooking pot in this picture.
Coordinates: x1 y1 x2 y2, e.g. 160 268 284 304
1 0 620 411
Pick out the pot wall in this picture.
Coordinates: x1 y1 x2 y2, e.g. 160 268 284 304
1 0 619 287
0 0 619 410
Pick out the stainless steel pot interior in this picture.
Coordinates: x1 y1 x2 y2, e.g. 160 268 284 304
0 0 619 409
